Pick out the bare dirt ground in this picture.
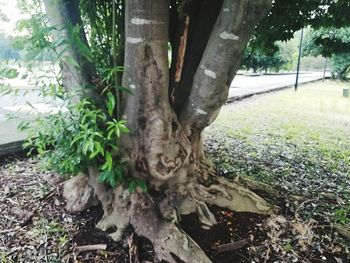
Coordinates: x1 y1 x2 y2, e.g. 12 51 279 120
1 154 349 263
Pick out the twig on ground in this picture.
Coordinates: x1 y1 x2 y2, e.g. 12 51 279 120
127 233 139 263
74 244 107 253
0 228 26 234
216 238 249 252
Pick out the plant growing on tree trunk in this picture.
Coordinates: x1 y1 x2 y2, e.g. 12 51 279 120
33 0 274 261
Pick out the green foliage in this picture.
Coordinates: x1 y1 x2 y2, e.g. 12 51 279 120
13 1 52 62
303 27 350 79
303 27 350 58
5 0 143 191
334 204 350 224
0 66 19 80
331 53 350 79
253 0 350 53
80 0 125 79
23 99 132 189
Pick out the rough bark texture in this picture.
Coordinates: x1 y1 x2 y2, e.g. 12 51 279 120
121 0 194 187
53 0 273 262
62 175 99 212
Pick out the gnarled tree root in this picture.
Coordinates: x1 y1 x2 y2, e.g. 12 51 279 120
62 175 99 213
232 174 306 202
188 176 274 215
61 171 274 262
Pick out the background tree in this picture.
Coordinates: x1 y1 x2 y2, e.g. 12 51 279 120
252 0 350 53
241 43 286 73
303 27 350 79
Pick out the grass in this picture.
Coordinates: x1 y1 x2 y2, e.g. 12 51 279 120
204 80 350 222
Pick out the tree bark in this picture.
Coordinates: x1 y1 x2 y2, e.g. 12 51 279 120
43 0 103 105
180 0 272 133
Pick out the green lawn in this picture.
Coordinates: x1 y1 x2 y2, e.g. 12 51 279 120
205 80 350 223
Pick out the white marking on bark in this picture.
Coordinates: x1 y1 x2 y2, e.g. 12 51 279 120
129 84 136 90
131 18 162 25
195 108 208 115
204 69 217 79
127 37 143 44
223 8 230 12
219 31 239 40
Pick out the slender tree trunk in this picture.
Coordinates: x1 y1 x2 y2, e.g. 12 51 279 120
43 0 103 105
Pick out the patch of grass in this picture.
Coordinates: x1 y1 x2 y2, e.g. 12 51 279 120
205 80 350 222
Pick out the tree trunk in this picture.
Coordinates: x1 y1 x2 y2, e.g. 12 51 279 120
43 0 103 105
53 0 273 262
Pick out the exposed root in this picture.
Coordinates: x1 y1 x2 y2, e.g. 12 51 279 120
94 190 212 262
233 175 282 197
62 167 275 262
334 223 350 240
233 174 306 201
61 175 99 213
130 193 212 263
189 176 274 215
196 201 217 228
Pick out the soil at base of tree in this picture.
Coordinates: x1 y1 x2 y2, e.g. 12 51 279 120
0 154 349 263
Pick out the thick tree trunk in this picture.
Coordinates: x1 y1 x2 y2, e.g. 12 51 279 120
55 0 273 262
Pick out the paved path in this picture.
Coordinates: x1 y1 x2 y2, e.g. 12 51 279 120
0 72 325 156
229 72 325 101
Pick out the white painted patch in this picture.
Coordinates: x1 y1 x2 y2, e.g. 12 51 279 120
195 108 207 115
219 31 239 40
204 69 217 79
127 37 143 44
131 18 162 25
223 8 230 12
129 84 136 90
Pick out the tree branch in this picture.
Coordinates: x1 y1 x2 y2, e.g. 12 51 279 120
180 0 272 133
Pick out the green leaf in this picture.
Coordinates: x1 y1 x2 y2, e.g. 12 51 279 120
128 181 137 193
107 129 114 140
105 151 113 171
136 179 148 192
18 121 30 131
117 121 129 133
98 170 111 183
4 68 19 79
114 126 120 138
63 56 80 68
106 91 116 117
